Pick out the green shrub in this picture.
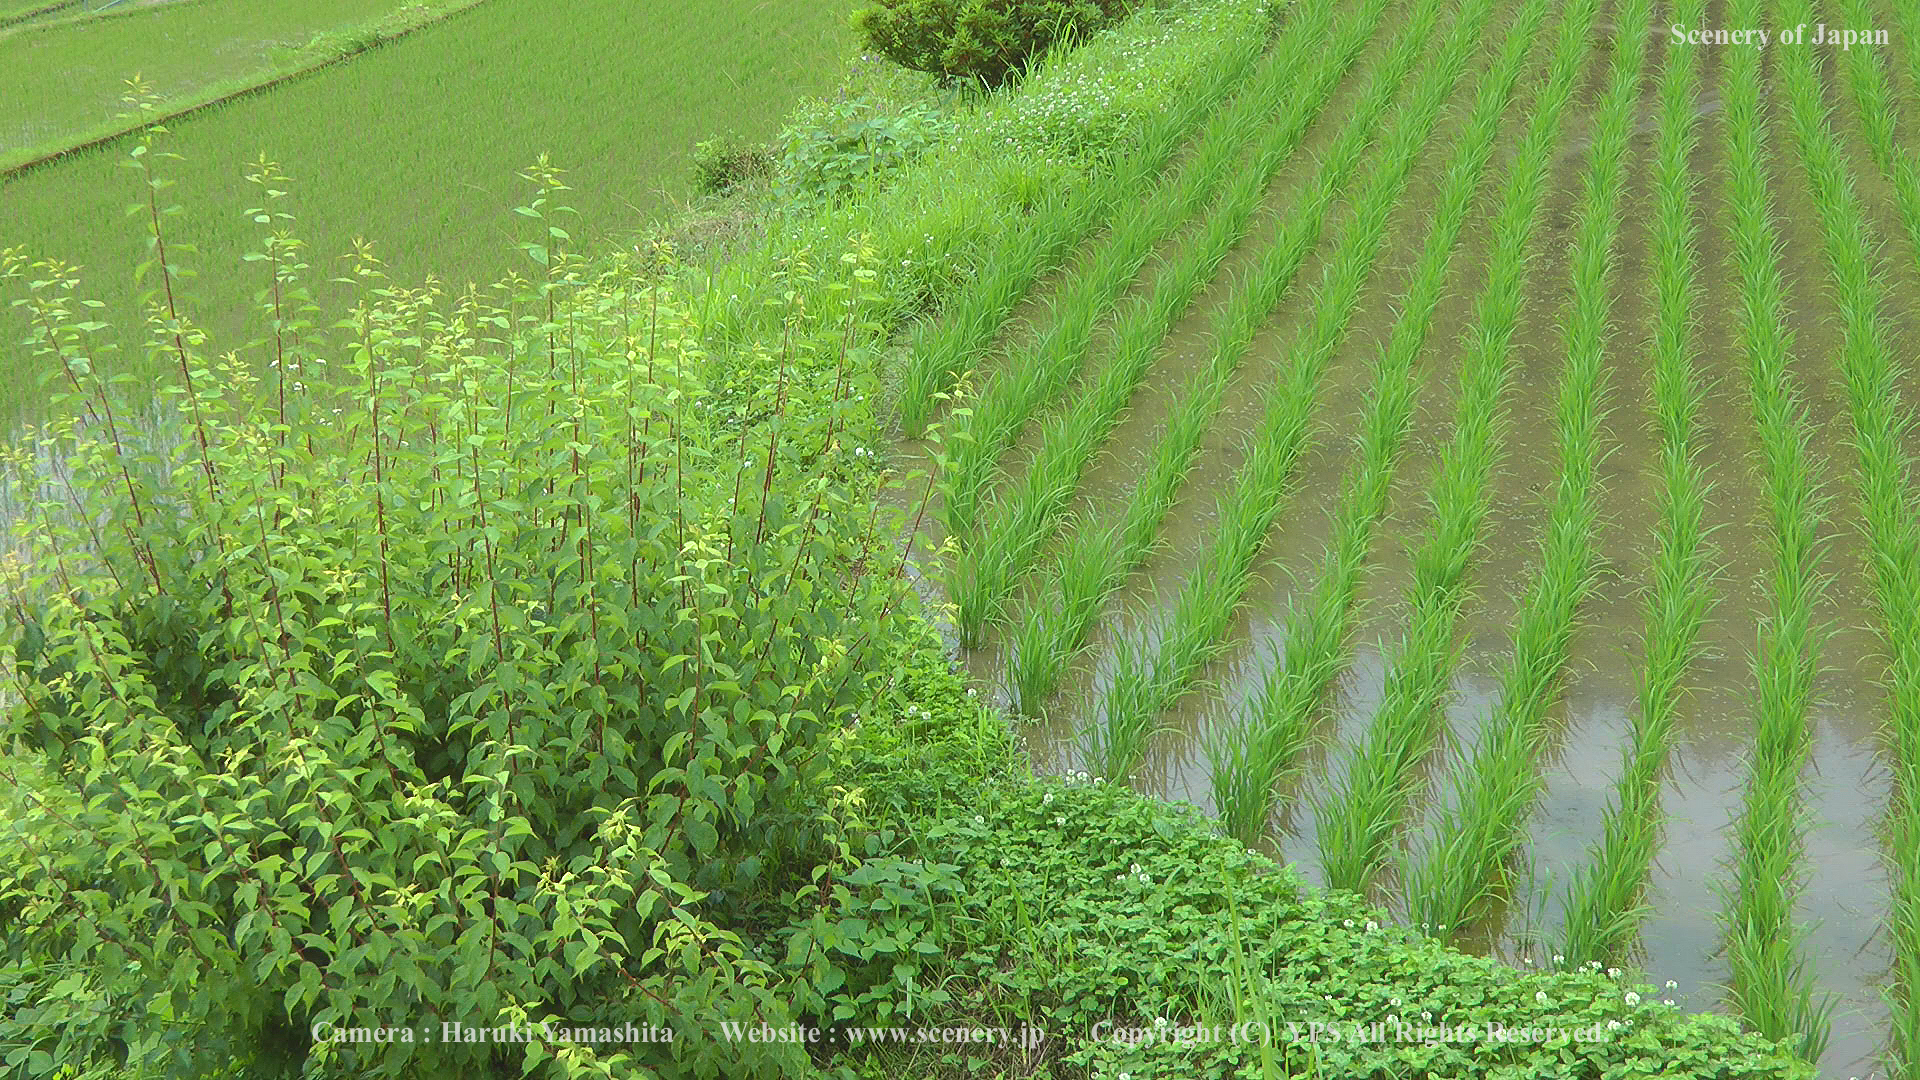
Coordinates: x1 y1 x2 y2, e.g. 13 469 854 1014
851 0 1134 87
691 132 773 195
0 167 912 1077
775 98 951 202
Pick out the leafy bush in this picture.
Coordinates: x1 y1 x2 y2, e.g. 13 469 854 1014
690 132 772 195
775 98 951 202
0 165 914 1078
852 0 1134 87
811 656 1820 1079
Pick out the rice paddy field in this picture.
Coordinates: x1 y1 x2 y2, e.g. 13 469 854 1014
0 0 853 419
0 0 457 167
901 0 1920 1074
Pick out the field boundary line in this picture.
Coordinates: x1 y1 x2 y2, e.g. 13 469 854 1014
0 0 80 30
0 0 501 178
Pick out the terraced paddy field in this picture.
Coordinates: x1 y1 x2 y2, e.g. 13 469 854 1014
0 0 853 422
900 0 1920 1074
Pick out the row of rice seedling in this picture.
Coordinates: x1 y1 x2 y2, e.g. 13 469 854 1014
1553 0 1715 968
1083 0 1474 784
1308 0 1604 895
1774 0 1920 1065
1399 0 1650 938
894 13 1276 437
1204 0 1552 846
1829 0 1920 1062
1711 0 1833 1057
1000 0 1447 718
944 0 1383 647
1827 0 1920 275
935 0 1355 546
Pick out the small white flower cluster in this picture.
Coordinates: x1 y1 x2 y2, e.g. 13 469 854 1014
1117 861 1152 887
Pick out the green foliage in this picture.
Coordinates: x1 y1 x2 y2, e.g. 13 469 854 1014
691 132 773 195
850 0 1131 87
0 158 916 1077
813 661 1818 1078
774 99 952 203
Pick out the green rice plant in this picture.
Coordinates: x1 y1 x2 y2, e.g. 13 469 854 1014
1084 0 1472 784
945 0 1375 646
1697 0 1835 1058
1554 0 1715 969
1402 0 1651 940
936 0 1353 549
1001 0 1455 718
893 7 1273 437
1829 0 1920 1064
1205 0 1549 846
1774 0 1920 1065
1308 0 1605 894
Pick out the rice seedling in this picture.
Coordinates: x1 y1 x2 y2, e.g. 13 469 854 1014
1554 0 1715 969
1001 1 1488 719
1203 0 1550 846
1401 0 1650 941
944 0 1383 646
1827 0 1920 282
893 9 1275 437
1696 0 1835 1058
1083 0 1475 784
1828 0 1920 1065
1773 0 1920 1066
1308 0 1606 894
934 0 1357 549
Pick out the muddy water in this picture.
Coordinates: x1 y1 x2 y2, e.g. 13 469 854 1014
893 2 1917 1077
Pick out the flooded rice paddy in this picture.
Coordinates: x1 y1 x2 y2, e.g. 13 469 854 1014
893 0 1920 1074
